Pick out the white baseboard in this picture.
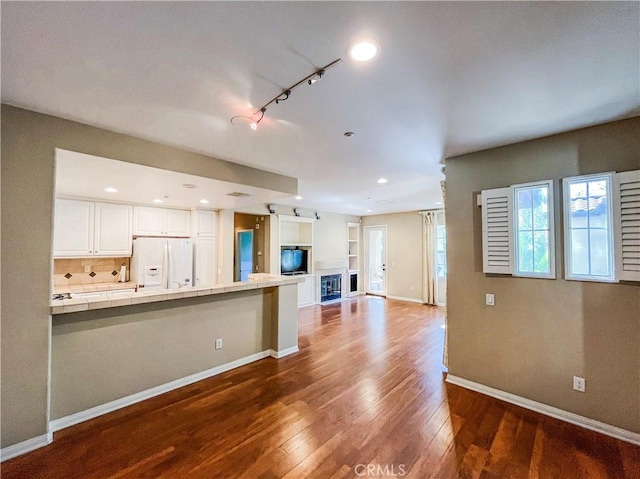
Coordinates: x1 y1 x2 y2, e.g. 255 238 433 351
435 301 446 307
270 346 299 358
1 432 53 462
446 375 640 446
50 350 273 433
386 295 424 304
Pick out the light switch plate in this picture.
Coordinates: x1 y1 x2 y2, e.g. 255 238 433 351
485 293 495 306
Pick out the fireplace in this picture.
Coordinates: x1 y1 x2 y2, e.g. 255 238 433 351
315 260 348 304
320 274 342 302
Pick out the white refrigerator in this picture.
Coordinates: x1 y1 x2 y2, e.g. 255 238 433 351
132 237 193 290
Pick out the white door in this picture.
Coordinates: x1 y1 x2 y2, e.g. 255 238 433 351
195 237 216 287
167 239 193 288
235 230 254 281
365 226 387 296
53 199 94 257
132 237 165 289
94 203 132 256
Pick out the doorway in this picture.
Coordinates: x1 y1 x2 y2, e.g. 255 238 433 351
235 230 253 282
364 225 387 296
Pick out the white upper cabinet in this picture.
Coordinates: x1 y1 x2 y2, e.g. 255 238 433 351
54 199 94 257
133 206 190 237
54 199 132 258
94 203 133 256
191 209 218 237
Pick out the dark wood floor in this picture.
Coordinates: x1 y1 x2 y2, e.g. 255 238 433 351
3 296 639 478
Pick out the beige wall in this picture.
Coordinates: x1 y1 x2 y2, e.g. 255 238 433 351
446 117 640 433
361 212 423 301
52 290 274 419
0 105 297 448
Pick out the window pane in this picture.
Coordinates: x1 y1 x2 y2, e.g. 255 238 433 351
532 187 549 230
589 228 610 276
533 231 550 274
588 182 608 228
518 231 533 273
517 189 533 230
570 229 590 276
569 182 588 228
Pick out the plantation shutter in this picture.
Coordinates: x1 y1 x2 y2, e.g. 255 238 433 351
481 187 513 274
616 169 640 281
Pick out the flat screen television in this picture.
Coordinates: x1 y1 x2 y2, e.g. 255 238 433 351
281 248 308 275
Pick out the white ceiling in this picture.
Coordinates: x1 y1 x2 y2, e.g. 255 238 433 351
2 2 638 216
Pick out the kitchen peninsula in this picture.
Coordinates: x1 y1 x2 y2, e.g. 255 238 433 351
50 273 301 430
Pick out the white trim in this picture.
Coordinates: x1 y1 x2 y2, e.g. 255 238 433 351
435 301 446 307
0 432 53 462
363 225 388 296
386 295 424 304
50 350 272 432
270 346 299 358
446 375 640 446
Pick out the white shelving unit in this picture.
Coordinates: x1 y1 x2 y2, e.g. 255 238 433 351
347 222 360 296
279 215 315 307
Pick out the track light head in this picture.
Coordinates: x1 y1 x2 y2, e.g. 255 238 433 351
308 69 325 85
268 204 276 214
293 208 300 217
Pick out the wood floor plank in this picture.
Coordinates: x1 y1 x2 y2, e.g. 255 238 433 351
2 296 638 478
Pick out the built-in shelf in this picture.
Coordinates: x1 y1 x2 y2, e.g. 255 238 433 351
347 222 360 295
279 215 315 306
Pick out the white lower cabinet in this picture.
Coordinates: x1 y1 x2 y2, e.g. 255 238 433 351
298 275 315 307
194 237 217 287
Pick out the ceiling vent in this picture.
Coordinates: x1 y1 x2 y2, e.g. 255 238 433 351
227 192 252 198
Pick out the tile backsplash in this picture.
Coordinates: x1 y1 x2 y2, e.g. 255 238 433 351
53 258 131 287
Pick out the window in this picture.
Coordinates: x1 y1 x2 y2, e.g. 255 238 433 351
436 225 447 278
563 173 615 282
481 180 555 278
513 180 555 278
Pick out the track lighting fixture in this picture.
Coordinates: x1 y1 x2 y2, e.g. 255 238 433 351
231 59 341 130
308 70 324 85
315 212 321 220
268 204 276 214
293 208 300 217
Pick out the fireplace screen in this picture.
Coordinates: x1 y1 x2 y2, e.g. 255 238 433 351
320 274 342 302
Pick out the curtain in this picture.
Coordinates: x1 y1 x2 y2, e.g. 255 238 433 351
422 206 448 368
440 179 448 368
422 210 440 305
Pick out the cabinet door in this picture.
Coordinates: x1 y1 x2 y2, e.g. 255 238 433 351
165 209 190 237
54 199 94 257
193 210 217 236
94 203 132 256
298 276 315 306
133 206 165 235
194 237 217 287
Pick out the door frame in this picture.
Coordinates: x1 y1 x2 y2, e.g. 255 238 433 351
235 229 254 281
364 225 388 296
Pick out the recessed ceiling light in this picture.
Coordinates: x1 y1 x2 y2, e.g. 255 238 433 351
366 209 373 213
199 199 209 204
152 199 163 204
377 178 388 184
349 41 380 62
104 187 118 193
435 201 443 205
295 195 303 200
182 183 197 189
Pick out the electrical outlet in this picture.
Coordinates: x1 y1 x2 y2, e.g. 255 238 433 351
215 338 223 350
84 265 91 273
573 376 585 392
485 293 495 306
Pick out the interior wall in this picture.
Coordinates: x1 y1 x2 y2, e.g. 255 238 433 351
445 116 640 433
0 105 296 448
361 212 423 301
52 290 273 419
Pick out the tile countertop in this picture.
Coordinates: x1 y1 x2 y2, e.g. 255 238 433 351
55 282 137 294
50 274 304 315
